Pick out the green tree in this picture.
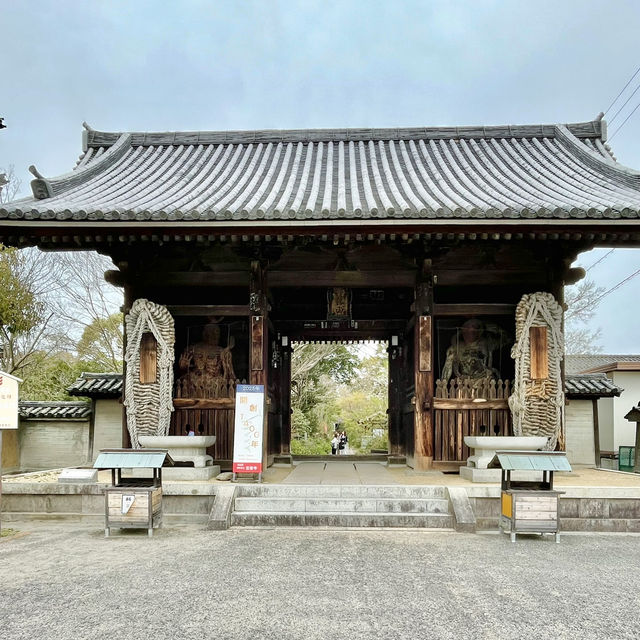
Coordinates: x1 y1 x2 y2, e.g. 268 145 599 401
290 343 358 449
76 312 123 371
19 353 87 401
0 246 48 374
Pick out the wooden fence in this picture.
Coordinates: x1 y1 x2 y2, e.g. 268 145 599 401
170 400 235 464
433 377 512 463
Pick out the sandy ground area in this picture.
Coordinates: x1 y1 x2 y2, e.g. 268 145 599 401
1 521 640 640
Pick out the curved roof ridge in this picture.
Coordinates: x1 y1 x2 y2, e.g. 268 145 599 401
555 124 640 192
84 119 605 149
29 133 132 200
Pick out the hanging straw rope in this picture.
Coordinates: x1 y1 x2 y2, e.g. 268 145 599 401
123 299 175 448
509 292 564 450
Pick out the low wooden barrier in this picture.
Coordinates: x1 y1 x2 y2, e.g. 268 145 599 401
433 378 512 463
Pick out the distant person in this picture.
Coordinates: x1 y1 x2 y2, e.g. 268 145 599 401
331 432 340 455
186 424 195 437
339 430 348 455
197 423 205 435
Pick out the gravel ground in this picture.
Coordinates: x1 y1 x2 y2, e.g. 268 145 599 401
1 522 640 640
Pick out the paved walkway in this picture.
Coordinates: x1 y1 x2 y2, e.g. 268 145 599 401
2 521 640 639
6 462 640 490
282 461 398 485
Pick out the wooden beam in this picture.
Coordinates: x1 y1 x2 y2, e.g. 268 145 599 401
173 398 235 409
434 270 545 286
433 399 509 410
433 304 516 316
268 270 416 288
106 270 250 288
166 305 250 316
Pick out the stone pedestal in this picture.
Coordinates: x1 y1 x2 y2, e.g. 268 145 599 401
139 435 216 468
462 436 549 483
122 466 221 481
464 436 548 469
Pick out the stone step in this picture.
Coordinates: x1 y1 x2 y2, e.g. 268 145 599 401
235 484 448 499
231 511 454 529
234 497 450 514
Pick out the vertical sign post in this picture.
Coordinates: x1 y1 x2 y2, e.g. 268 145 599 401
0 371 22 535
232 384 265 482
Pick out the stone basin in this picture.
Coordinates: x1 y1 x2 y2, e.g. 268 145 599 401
463 436 548 469
138 435 216 468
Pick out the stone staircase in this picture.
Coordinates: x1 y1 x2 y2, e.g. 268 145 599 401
230 485 455 529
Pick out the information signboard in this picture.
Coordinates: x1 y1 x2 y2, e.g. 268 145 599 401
232 384 265 475
0 371 21 430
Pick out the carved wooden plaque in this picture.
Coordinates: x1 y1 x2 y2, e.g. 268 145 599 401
418 316 432 372
251 316 264 371
529 326 549 380
139 332 158 383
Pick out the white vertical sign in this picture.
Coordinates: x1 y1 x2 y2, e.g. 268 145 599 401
0 372 21 430
232 384 265 474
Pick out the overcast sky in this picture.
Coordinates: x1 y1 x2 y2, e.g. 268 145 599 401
1 0 639 352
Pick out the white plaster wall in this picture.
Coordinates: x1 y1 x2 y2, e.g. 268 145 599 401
565 399 595 465
19 420 89 470
611 371 640 451
93 399 123 459
598 396 615 453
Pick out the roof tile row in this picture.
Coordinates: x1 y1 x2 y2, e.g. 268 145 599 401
2 120 639 223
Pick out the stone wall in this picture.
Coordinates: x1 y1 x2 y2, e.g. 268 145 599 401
468 486 640 533
565 399 596 465
1 482 217 525
1 429 20 473
93 399 123 459
19 420 89 471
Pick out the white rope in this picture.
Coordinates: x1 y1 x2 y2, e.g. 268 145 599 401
123 299 175 448
508 292 564 450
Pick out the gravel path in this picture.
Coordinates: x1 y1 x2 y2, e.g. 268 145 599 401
1 522 639 639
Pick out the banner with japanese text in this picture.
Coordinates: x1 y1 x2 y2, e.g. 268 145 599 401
0 372 20 430
232 384 265 473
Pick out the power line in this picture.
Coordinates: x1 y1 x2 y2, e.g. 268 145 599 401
591 268 640 305
569 267 640 318
584 249 615 272
608 81 640 124
604 64 640 114
609 99 640 141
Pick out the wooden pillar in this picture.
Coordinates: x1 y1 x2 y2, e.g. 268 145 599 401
414 260 434 470
250 261 269 466
388 338 402 457
280 339 292 455
592 398 601 468
249 261 268 386
552 257 567 451
121 282 133 448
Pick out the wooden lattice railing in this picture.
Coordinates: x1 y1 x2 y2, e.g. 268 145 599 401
433 377 512 463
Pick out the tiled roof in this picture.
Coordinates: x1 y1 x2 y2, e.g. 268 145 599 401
564 374 623 398
566 354 640 374
19 401 91 420
67 372 123 398
2 119 640 223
